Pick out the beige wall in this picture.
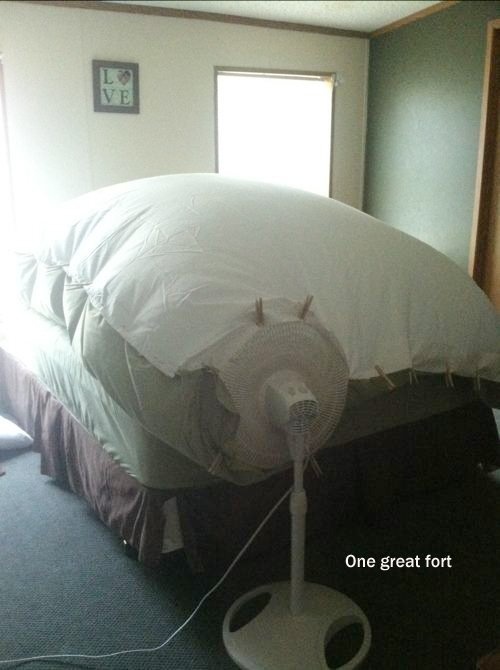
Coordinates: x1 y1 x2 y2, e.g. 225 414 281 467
0 2 368 227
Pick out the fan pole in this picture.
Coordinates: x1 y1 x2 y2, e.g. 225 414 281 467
223 428 372 670
289 431 307 616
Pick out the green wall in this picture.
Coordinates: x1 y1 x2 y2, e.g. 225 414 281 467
364 1 500 270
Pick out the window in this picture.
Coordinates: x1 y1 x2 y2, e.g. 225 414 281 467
0 60 13 233
215 68 335 197
0 59 15 308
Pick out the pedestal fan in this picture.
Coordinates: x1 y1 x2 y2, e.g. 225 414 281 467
217 312 372 670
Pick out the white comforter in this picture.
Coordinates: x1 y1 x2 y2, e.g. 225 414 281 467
38 173 499 384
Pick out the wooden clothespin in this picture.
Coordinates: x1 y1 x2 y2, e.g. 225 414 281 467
409 368 419 385
310 455 323 478
474 370 481 392
304 442 323 478
208 452 223 475
255 297 264 326
299 295 314 320
445 362 455 388
375 365 396 391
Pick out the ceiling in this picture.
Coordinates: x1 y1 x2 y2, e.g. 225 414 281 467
105 1 444 33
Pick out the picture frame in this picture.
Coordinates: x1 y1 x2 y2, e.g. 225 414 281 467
92 60 139 114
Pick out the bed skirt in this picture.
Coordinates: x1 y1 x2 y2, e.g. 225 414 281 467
1 345 499 573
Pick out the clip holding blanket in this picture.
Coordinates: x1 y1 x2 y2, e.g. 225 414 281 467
310 455 323 478
255 298 264 326
299 295 314 320
445 362 455 388
208 452 224 475
474 370 482 392
409 368 419 385
304 442 323 478
375 365 396 391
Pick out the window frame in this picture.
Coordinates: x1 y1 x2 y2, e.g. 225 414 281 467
0 58 14 235
214 66 336 197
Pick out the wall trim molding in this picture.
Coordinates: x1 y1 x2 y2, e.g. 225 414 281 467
14 1 463 41
22 1 370 39
19 0 462 39
370 1 460 38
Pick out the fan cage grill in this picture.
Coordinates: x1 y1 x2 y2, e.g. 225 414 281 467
290 399 318 420
218 320 349 471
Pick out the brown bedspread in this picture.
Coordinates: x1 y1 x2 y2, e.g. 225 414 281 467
1 345 498 572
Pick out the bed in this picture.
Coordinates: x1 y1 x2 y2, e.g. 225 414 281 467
1 173 499 572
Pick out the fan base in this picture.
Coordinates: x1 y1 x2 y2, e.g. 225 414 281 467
223 581 371 670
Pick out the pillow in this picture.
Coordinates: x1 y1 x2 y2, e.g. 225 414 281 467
0 415 33 450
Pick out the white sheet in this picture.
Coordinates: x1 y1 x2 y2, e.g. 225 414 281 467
37 173 499 383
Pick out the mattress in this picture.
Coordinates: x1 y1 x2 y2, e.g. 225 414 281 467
1 301 494 487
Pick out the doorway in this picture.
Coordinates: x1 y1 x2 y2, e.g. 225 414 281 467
470 18 500 311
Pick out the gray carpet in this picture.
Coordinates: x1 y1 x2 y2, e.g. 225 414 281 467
1 448 500 669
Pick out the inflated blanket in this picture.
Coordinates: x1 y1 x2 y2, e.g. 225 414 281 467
17 174 500 482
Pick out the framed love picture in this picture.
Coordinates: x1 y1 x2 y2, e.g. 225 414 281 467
92 60 139 114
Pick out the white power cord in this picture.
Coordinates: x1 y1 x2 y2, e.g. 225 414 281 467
0 483 294 668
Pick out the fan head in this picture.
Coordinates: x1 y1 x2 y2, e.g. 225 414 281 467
218 319 349 471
